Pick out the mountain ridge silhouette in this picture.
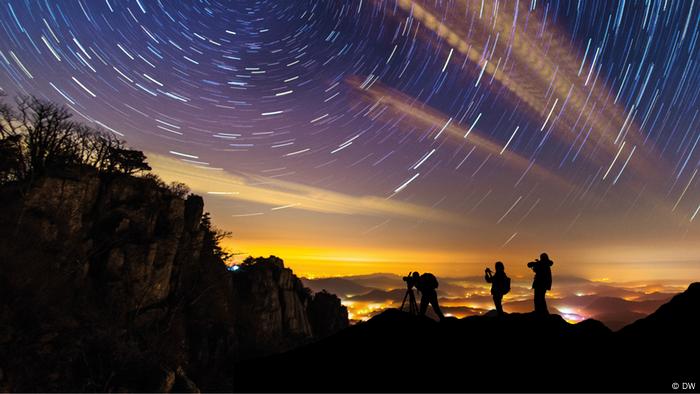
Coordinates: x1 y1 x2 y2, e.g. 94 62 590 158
233 282 699 392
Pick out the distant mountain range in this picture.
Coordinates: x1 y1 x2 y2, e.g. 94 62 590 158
234 282 700 392
303 273 682 329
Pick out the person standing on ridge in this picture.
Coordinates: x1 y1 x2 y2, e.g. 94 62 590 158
527 253 554 315
484 261 510 315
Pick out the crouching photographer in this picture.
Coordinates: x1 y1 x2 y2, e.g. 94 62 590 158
402 271 444 321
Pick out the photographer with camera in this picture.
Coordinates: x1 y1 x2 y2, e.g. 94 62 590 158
527 252 554 315
484 261 510 315
402 271 444 321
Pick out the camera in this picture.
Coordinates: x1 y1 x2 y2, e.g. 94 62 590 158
485 267 493 274
402 271 417 288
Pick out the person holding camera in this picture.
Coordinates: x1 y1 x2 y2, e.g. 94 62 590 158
527 252 554 315
484 261 510 315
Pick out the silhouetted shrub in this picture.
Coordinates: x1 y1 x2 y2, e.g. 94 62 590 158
139 174 191 198
0 135 24 182
201 212 234 263
241 255 285 268
106 146 151 175
167 182 190 198
141 173 168 189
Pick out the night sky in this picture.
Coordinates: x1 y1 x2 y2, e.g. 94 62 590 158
2 0 700 281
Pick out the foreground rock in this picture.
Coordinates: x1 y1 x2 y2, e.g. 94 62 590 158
234 282 700 392
0 170 347 392
231 256 348 359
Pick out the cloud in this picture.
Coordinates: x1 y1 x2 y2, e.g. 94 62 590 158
322 272 683 326
375 0 662 180
146 152 460 224
347 76 573 189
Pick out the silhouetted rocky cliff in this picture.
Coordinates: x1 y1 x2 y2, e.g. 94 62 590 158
230 256 348 359
0 170 348 392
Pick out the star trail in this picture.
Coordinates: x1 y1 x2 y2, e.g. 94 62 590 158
1 0 699 280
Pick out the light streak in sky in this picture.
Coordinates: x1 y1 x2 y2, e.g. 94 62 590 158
349 77 572 189
386 0 663 179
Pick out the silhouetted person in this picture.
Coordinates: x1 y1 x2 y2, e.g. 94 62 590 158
485 261 510 315
527 252 554 315
412 272 445 321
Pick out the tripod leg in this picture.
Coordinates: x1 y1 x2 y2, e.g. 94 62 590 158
400 289 409 311
409 290 417 314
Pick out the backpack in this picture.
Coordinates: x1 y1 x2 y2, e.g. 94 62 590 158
501 275 511 295
420 273 439 289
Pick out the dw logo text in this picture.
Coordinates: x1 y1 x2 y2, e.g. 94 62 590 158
672 382 696 390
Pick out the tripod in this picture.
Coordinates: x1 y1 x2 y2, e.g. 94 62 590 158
400 286 419 314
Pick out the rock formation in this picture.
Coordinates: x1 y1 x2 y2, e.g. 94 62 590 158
0 169 348 392
308 290 349 339
230 256 350 359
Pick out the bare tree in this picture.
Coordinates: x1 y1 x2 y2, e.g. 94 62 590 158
18 96 77 175
0 95 150 181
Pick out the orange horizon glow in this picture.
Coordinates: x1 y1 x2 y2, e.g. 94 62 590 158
221 238 700 283
149 151 700 284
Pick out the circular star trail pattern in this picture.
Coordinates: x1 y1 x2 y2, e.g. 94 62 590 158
1 0 700 264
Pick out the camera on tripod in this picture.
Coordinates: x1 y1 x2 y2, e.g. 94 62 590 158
400 271 419 314
402 271 418 289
